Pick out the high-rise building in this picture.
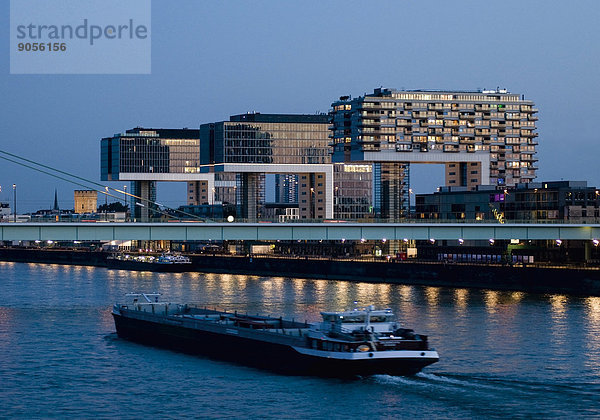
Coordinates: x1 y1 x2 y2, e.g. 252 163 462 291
330 88 539 218
200 113 332 220
101 127 202 220
275 174 298 204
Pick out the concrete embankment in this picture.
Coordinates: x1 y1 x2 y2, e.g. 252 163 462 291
1 248 599 296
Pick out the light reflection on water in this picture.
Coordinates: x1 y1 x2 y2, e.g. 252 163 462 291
584 297 600 376
1 263 600 417
453 288 469 310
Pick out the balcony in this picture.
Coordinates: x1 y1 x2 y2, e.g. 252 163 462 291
528 115 538 121
412 103 428 111
520 130 538 137
411 131 428 137
443 145 460 152
358 119 380 127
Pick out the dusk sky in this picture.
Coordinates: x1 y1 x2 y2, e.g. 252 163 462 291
1 0 599 211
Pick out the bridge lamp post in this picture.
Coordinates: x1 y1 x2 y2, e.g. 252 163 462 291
12 184 16 222
233 185 237 218
310 187 315 219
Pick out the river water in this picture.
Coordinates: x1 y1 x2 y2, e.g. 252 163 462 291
1 261 600 418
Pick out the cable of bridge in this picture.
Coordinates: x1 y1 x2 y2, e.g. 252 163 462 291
0 149 204 221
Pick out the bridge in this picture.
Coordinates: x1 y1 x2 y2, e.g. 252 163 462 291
1 222 599 242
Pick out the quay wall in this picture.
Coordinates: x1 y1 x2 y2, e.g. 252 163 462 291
1 248 599 296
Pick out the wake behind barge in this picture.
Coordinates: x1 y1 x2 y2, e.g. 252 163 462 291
112 294 439 377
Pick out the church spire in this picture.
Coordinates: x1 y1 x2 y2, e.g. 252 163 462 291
53 189 59 211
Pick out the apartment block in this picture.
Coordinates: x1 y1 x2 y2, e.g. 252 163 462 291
330 87 539 193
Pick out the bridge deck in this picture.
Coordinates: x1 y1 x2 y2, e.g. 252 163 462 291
1 222 599 241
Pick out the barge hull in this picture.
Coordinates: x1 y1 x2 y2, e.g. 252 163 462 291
112 313 436 377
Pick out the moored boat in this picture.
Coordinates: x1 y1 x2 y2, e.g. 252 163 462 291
112 294 439 377
106 253 192 272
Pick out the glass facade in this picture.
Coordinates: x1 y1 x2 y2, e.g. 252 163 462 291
101 128 200 180
373 162 410 219
333 164 373 219
201 115 330 165
201 114 332 220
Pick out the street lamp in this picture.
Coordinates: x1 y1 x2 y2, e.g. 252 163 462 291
533 188 538 220
123 185 127 204
310 187 315 219
212 187 216 219
12 184 16 222
233 185 238 218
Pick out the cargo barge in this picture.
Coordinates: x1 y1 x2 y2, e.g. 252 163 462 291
112 293 439 377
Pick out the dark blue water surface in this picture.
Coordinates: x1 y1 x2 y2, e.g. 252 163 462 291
1 261 600 418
